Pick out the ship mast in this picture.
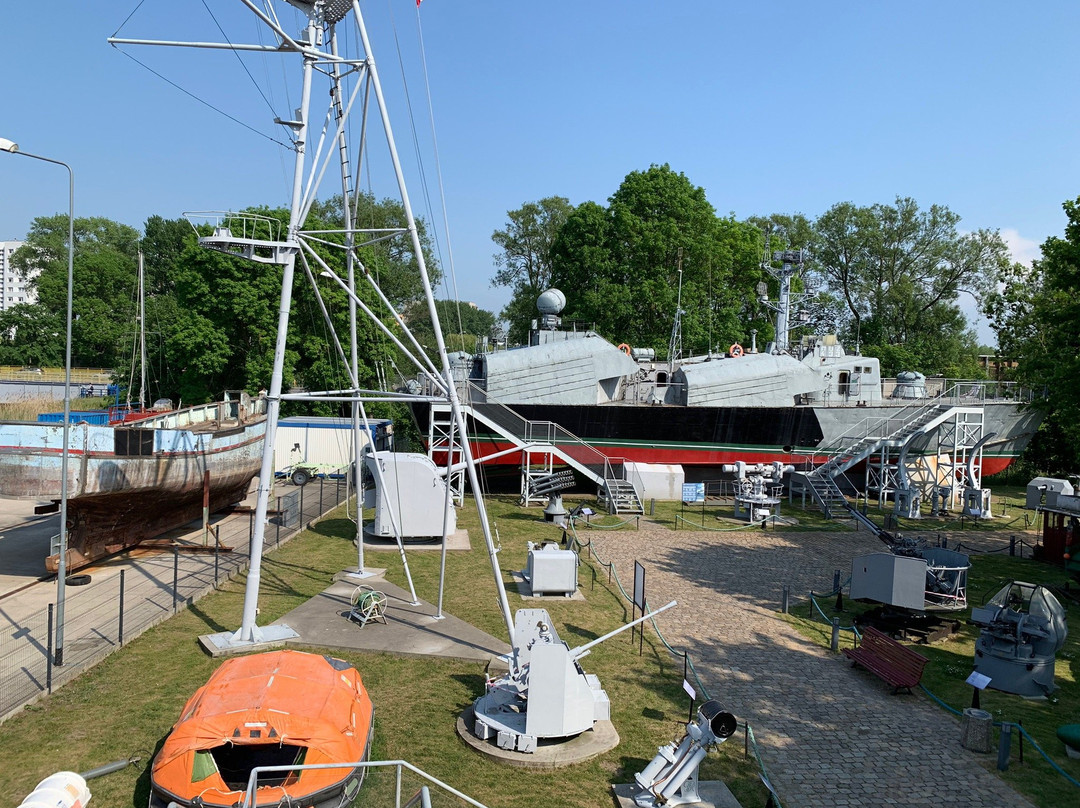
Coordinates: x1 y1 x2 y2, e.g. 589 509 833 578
667 250 683 371
109 0 517 649
758 248 807 355
138 251 147 410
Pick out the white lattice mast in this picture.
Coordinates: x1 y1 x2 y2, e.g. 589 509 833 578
110 0 516 648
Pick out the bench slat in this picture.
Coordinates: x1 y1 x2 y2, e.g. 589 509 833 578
842 626 929 692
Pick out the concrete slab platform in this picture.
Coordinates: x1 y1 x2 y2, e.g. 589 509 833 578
510 570 585 601
361 528 471 552
456 705 619 769
612 781 742 808
274 572 511 663
198 624 301 658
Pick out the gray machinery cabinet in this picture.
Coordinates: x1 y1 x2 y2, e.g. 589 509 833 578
850 553 927 611
524 542 578 596
363 451 456 539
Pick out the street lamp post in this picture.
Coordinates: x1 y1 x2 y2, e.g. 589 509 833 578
0 137 74 666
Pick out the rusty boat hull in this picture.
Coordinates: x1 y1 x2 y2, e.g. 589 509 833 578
0 395 267 571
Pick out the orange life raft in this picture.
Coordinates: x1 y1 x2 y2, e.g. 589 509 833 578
149 650 374 808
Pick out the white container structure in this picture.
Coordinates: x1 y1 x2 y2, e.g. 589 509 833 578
363 452 455 540
274 416 392 473
19 771 90 808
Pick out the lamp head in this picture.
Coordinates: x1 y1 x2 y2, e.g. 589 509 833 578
0 138 19 153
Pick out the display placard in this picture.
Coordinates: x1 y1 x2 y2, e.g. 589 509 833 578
682 482 705 504
633 561 646 611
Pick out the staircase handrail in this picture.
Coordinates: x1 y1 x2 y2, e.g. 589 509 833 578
803 382 979 465
450 379 631 488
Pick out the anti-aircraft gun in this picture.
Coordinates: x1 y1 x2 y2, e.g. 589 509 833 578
846 503 971 614
472 601 677 753
971 581 1068 697
631 699 738 807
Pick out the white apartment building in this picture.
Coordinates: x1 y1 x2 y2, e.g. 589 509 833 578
0 240 37 311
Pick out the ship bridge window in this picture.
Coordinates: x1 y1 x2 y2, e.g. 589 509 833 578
115 429 155 456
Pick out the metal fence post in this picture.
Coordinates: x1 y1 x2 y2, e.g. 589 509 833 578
47 603 54 694
172 546 179 613
997 722 1012 770
215 544 220 586
830 617 840 652
832 569 841 593
118 569 126 646
276 496 282 545
782 585 789 614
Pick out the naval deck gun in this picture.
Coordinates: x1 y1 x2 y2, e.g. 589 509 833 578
972 581 1067 696
472 601 677 753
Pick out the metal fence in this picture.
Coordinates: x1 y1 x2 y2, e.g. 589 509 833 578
0 477 351 723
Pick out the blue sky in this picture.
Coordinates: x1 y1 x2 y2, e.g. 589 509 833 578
2 1 1077 345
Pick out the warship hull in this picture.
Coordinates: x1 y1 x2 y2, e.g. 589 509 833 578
416 398 1037 476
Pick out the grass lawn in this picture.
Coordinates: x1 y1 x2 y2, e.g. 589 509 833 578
0 495 768 808
785 547 1080 808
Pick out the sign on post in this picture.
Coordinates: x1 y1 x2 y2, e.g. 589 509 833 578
632 561 646 651
682 483 705 504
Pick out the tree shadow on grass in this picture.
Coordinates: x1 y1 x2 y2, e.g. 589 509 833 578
310 517 358 541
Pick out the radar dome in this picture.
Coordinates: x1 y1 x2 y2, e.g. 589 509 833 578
537 289 566 315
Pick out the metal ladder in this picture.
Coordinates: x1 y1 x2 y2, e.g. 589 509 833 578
429 385 642 515
794 400 980 517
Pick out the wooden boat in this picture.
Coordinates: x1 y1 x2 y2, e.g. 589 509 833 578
0 391 266 571
149 650 374 808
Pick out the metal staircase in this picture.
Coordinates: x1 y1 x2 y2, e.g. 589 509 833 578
794 395 985 517
599 479 644 514
429 384 643 515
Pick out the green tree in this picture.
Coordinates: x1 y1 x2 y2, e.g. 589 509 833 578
490 196 573 343
812 197 1005 376
548 165 763 356
11 215 140 369
0 304 64 367
310 193 441 310
401 299 496 356
986 197 1080 474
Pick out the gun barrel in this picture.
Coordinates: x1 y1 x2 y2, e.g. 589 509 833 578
571 599 677 659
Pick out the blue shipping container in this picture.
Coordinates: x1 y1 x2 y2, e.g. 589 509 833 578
37 411 111 425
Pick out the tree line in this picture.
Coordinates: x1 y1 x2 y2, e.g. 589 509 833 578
491 164 1008 379
0 196 485 416
6 162 1075 473
490 164 1078 473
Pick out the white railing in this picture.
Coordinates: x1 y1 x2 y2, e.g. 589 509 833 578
241 759 489 808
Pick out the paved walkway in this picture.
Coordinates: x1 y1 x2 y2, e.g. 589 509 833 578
587 521 1036 808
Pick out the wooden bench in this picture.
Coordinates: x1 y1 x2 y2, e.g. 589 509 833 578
842 625 929 693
